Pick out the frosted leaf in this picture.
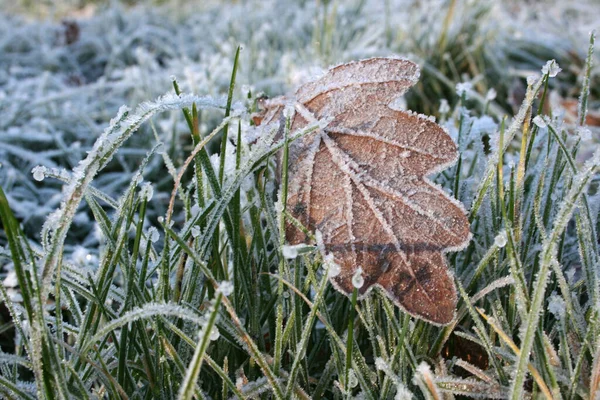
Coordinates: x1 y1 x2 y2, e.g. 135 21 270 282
191 226 201 238
532 115 547 128
148 227 159 243
209 327 220 341
32 165 46 181
485 88 497 102
218 281 234 296
348 369 358 388
541 60 561 78
494 231 507 248
456 82 473 98
259 58 470 325
352 267 365 289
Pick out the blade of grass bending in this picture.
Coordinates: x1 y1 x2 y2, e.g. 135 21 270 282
177 293 223 400
274 112 292 376
219 45 241 184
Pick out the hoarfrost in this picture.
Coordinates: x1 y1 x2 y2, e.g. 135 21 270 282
455 82 473 98
191 226 201 238
541 60 561 77
282 245 298 259
532 115 547 128
547 292 566 319
140 182 154 201
494 231 507 248
352 267 365 289
577 127 592 141
348 369 358 388
439 99 450 115
209 327 220 341
148 227 159 243
32 166 46 181
217 281 234 296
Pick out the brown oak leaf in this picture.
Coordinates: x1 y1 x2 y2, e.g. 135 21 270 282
261 58 471 325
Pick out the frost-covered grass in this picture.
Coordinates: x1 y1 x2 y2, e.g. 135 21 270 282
1 0 600 399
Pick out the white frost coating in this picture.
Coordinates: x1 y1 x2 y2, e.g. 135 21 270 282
209 327 220 341
395 386 413 400
352 267 365 289
485 88 497 101
547 293 566 319
348 369 358 388
541 60 561 77
191 225 201 238
148 227 159 243
32 166 46 181
526 75 539 86
326 254 341 277
3 270 18 288
439 99 450 115
494 231 507 248
217 281 234 296
577 127 592 141
282 244 298 259
455 82 472 98
375 357 387 371
532 115 547 128
140 182 154 201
